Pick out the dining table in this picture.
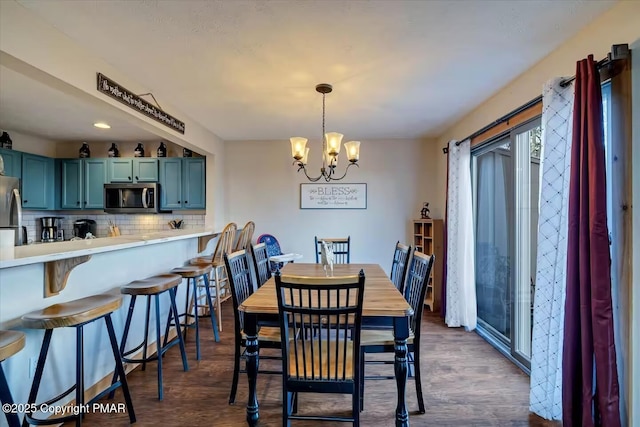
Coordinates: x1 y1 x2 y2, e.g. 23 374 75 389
238 263 414 426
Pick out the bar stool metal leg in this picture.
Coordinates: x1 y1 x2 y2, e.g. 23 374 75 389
0 365 20 427
75 325 84 427
201 274 220 342
104 314 136 423
169 288 189 372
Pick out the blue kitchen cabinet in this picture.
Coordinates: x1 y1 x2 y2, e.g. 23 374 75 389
0 148 22 178
159 158 182 210
133 158 158 182
60 159 83 209
159 157 205 210
21 153 54 210
60 159 108 209
108 159 133 182
84 159 108 208
109 158 158 182
182 158 206 209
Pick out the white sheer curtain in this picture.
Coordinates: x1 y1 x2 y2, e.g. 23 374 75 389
445 139 476 330
529 77 574 420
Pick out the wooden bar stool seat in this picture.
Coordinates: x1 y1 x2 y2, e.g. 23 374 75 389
0 331 26 427
21 293 135 427
111 273 188 401
170 264 219 361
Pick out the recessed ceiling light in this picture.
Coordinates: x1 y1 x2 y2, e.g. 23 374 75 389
94 122 111 129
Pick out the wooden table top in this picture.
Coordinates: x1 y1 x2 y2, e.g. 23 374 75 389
239 263 413 317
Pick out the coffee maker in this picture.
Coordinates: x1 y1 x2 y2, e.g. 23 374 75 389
40 217 63 242
73 219 97 239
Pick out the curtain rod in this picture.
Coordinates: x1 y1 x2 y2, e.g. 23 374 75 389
441 44 629 154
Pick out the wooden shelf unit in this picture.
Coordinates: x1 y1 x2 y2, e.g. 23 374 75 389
412 219 444 312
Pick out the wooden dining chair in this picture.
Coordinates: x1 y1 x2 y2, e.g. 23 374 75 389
250 242 271 288
359 251 434 414
314 236 351 264
225 249 282 405
390 241 412 293
233 220 255 252
190 222 237 331
275 270 365 426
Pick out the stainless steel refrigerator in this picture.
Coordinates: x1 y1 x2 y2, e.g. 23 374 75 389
0 175 24 246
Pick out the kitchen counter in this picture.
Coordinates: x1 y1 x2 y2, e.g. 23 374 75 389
0 228 217 269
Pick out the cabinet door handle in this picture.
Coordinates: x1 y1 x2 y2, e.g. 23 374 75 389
135 176 138 180
23 200 28 204
184 200 188 204
84 201 87 205
77 201 80 205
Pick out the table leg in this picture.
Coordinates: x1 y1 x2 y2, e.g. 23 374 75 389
245 313 260 426
393 316 410 427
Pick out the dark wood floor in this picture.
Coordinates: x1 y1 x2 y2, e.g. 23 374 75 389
66 305 553 426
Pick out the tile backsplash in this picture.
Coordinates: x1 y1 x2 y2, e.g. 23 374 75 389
22 212 205 243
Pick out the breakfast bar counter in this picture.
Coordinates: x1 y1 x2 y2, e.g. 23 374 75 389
0 227 224 415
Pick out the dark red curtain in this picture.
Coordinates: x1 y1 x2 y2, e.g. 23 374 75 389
562 55 621 427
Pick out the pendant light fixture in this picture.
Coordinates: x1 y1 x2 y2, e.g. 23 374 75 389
290 83 361 182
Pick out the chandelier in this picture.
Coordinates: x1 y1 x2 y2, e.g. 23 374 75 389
290 83 361 182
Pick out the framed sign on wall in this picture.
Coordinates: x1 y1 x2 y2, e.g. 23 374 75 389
300 183 367 209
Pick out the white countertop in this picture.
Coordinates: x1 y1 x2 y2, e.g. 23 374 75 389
0 228 217 269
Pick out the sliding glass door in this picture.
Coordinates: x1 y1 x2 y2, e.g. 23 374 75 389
472 119 541 370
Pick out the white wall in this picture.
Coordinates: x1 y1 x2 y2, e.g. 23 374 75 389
224 138 438 273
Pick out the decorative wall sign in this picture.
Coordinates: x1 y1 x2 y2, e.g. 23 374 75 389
96 73 186 134
300 183 367 209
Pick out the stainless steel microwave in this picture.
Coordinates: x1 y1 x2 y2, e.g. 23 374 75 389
104 183 160 214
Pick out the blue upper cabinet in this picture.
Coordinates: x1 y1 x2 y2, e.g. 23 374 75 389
21 153 54 210
84 159 108 208
183 158 205 209
0 148 22 178
133 158 158 182
60 159 83 209
109 158 158 182
159 158 182 210
60 159 108 209
109 159 133 182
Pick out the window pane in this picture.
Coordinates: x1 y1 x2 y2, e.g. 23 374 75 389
475 140 513 340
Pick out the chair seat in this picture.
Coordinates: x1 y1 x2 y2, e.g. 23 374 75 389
360 329 415 347
241 326 282 343
22 294 123 329
0 330 26 361
189 256 225 268
171 264 212 278
289 340 354 379
120 274 182 295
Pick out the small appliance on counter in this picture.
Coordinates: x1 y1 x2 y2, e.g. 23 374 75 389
73 219 97 239
40 216 64 242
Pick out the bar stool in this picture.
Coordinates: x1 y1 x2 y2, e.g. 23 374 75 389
110 273 188 401
0 330 25 427
21 293 135 426
170 264 220 360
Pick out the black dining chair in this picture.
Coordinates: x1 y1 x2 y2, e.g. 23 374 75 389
359 251 434 414
225 249 282 405
390 241 412 293
250 242 271 288
314 236 351 264
275 270 366 426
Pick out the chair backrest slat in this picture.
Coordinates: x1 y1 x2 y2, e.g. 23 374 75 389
224 249 255 335
275 270 365 383
250 242 271 287
404 251 435 335
212 222 238 265
234 221 255 252
315 236 351 264
390 241 412 294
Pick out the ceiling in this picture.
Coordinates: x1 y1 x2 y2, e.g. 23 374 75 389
0 64 161 142
7 0 617 142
